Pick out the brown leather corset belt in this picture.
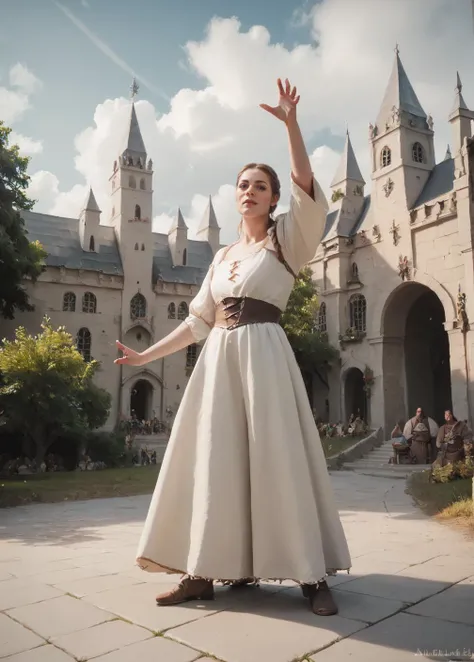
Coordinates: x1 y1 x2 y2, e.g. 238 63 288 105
214 297 282 330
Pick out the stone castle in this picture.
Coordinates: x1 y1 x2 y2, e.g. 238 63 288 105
310 50 474 434
2 50 474 435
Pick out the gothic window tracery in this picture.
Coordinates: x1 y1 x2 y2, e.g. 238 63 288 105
412 142 425 164
349 294 366 332
63 292 76 312
317 302 327 333
130 293 147 319
381 146 392 168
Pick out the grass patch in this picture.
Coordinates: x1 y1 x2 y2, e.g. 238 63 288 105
321 435 365 458
406 470 472 517
438 497 473 520
0 465 160 508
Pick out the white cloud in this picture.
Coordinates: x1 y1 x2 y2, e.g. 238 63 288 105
1 63 42 125
9 63 42 95
29 0 474 245
10 131 43 155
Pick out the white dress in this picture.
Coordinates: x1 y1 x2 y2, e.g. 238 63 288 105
137 177 351 584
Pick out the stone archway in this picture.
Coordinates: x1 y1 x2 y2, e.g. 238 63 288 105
382 282 452 430
130 379 153 421
344 368 367 422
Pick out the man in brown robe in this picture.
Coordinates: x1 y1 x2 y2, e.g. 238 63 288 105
432 410 473 468
403 408 438 464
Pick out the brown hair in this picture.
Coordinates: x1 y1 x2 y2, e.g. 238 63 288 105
236 163 281 218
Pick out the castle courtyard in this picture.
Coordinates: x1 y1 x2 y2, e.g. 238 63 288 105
1 471 474 662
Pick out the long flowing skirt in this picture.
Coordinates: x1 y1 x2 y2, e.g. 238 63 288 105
137 324 351 584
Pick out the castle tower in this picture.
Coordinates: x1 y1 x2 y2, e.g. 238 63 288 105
108 79 154 324
328 130 366 237
168 208 188 266
195 195 220 255
370 47 435 210
79 187 101 252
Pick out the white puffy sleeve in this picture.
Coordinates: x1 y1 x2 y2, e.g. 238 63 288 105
276 176 328 274
184 247 225 342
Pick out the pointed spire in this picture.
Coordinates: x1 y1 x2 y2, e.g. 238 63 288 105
451 71 469 114
83 187 101 213
121 103 147 164
197 195 220 233
331 131 365 188
169 208 187 233
444 144 452 160
376 49 427 129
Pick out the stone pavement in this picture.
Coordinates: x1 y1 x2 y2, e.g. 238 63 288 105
1 472 474 662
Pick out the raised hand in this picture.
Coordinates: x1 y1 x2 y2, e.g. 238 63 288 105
260 78 300 124
114 340 144 366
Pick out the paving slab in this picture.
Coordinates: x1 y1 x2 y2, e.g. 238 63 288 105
93 636 201 662
406 575 474 627
284 585 406 624
53 572 143 597
7 595 115 639
52 619 153 659
166 589 365 662
83 581 228 632
0 613 45 659
0 578 64 611
310 612 474 661
2 645 74 661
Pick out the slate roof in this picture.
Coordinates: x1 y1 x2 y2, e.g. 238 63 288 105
22 210 216 286
21 210 123 275
331 132 365 187
412 158 455 208
152 234 214 285
122 103 147 162
376 52 427 129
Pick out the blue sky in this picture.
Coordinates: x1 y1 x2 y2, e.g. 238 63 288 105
1 0 473 243
1 0 317 189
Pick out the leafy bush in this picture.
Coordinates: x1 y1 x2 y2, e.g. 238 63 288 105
431 457 474 483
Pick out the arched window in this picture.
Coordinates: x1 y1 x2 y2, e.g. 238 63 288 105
317 302 327 333
130 293 147 319
134 243 139 250
412 142 425 164
77 327 91 362
82 292 97 314
141 243 145 251
135 204 141 220
89 235 95 252
178 302 189 320
129 175 136 189
182 248 187 266
140 178 145 190
186 344 198 369
168 302 176 319
381 146 391 168
349 294 367 332
62 292 76 312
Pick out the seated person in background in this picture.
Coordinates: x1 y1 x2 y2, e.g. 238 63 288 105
432 410 473 468
390 421 410 464
403 407 439 464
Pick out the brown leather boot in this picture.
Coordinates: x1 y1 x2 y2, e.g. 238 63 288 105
156 576 214 606
301 581 338 616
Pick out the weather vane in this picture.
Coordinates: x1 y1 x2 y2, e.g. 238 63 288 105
394 43 400 55
130 77 139 99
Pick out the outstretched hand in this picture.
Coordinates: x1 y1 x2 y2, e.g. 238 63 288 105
114 340 144 366
260 78 300 124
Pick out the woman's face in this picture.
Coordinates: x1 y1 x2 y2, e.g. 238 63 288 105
236 168 279 219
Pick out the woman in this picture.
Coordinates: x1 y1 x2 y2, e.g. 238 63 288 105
432 409 472 468
115 78 351 616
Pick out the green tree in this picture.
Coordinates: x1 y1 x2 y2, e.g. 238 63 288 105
282 266 338 372
0 121 46 319
0 318 111 464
